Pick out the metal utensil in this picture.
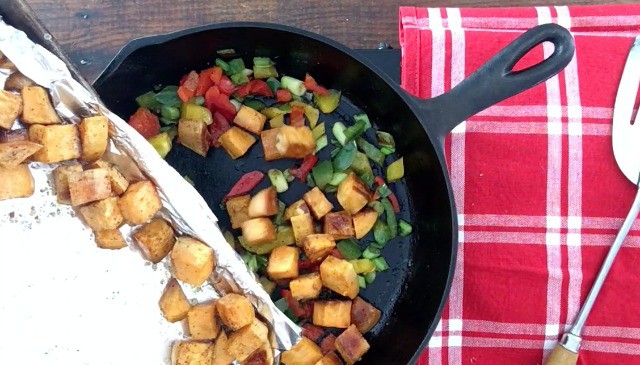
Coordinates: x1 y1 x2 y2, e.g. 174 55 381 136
544 36 640 365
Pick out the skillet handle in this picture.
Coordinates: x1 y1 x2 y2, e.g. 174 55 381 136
415 23 575 143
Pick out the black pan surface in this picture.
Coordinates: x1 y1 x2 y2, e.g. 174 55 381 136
93 23 574 364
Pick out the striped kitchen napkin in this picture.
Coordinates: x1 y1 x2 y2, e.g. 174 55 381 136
399 4 640 364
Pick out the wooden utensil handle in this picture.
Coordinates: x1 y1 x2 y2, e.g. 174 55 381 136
544 344 579 365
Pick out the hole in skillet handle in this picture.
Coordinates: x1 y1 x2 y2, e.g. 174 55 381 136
412 23 575 145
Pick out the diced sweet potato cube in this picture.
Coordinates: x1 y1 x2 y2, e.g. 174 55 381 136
302 234 336 263
260 128 282 161
0 164 34 200
350 297 381 334
226 194 251 229
334 325 370 365
281 337 323 365
267 246 299 280
87 160 129 195
319 336 337 356
291 213 315 246
275 125 315 159
219 126 256 159
242 344 274 365
79 115 109 161
248 186 279 218
212 331 234 365
94 229 127 250
133 218 176 263
179 119 210 157
241 217 277 245
21 86 61 125
0 141 42 168
187 302 220 340
285 199 310 220
315 352 342 365
226 320 269 362
159 278 191 323
118 180 162 225
336 173 370 215
0 90 22 130
290 273 322 300
313 301 351 329
53 163 83 204
28 124 81 163
234 105 267 134
216 293 255 331
319 256 359 299
68 168 112 206
303 187 333 219
172 341 214 365
323 211 355 240
78 196 124 230
352 209 377 239
170 236 215 286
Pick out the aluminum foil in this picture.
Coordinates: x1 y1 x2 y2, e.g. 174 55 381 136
0 18 300 365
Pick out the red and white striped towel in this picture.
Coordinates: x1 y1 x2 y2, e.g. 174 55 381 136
399 4 640 364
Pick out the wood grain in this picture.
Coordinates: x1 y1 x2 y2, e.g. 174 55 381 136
24 0 635 81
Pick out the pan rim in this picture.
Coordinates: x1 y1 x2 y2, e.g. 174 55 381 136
93 21 459 364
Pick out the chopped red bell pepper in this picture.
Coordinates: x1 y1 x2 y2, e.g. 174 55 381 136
177 70 199 102
319 334 337 355
249 80 273 97
302 323 325 342
298 258 320 272
208 111 231 147
224 171 264 201
210 66 223 85
195 67 216 97
304 73 329 96
205 86 237 121
289 105 306 127
374 176 400 213
276 89 292 103
179 73 188 86
217 75 236 96
330 248 344 260
281 289 311 318
290 155 318 182
177 86 194 103
128 107 160 139
235 83 252 98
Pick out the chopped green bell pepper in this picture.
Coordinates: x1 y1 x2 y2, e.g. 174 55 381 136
314 135 328 154
215 58 230 72
373 220 391 247
351 259 375 274
268 169 289 193
364 271 376 284
312 122 326 140
362 246 380 259
398 219 413 237
337 239 362 260
227 58 246 75
136 91 160 110
160 105 180 121
372 257 390 271
254 65 278 79
356 137 385 166
266 77 281 93
332 122 348 145
376 131 396 148
350 151 373 176
381 198 398 238
332 141 356 172
312 160 333 189
281 76 307 96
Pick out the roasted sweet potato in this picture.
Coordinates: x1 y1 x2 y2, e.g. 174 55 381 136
0 90 22 130
133 218 176 263
78 196 124 230
226 194 251 229
179 119 209 157
336 173 370 215
285 199 310 220
319 256 359 299
290 213 315 245
334 325 370 365
323 211 355 240
216 293 255 331
275 125 315 159
352 210 377 239
242 344 274 365
241 217 277 245
172 341 213 365
21 86 61 125
68 168 112 206
159 278 192 323
87 159 130 195
260 128 282 161
187 302 220 340
280 337 323 365
289 273 322 300
350 297 381 334
94 229 128 250
313 301 352 329
212 331 234 365
170 236 215 286
118 180 162 225
267 246 299 280
303 187 333 219
315 352 343 365
79 115 109 161
28 124 81 163
0 164 34 200
302 234 336 263
0 141 42 168
226 320 269 362
248 186 279 218
52 163 83 204
234 105 267 134
219 126 256 159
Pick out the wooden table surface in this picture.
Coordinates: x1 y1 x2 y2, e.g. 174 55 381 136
25 0 631 81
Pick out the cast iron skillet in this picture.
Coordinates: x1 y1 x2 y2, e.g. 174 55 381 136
93 23 574 364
